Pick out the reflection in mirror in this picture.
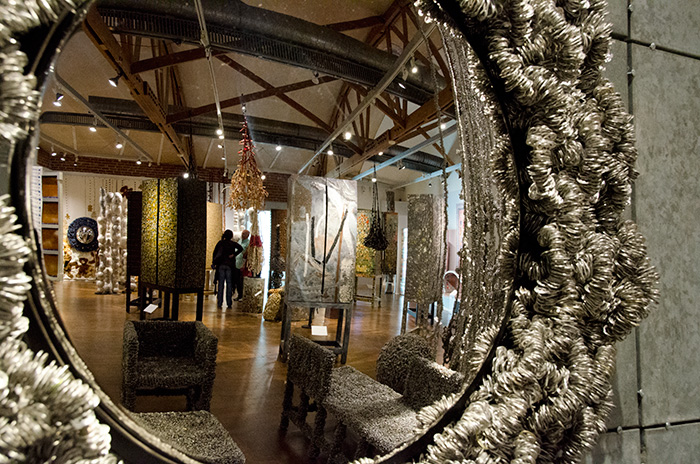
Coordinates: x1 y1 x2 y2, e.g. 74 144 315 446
28 0 518 461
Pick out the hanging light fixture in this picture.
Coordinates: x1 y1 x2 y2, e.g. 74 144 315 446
311 71 320 85
327 148 334 156
275 145 282 151
53 92 64 107
108 73 122 88
343 131 352 140
183 172 190 179
136 159 142 165
115 139 123 150
261 174 266 180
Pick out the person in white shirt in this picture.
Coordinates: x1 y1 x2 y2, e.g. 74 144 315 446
234 230 250 301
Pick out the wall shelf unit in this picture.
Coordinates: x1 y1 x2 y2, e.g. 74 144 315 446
40 171 63 280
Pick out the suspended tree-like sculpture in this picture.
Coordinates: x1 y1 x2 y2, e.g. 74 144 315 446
228 118 267 276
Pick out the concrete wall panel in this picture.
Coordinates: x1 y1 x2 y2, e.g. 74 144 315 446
646 423 700 464
632 44 700 425
631 0 700 57
584 429 641 464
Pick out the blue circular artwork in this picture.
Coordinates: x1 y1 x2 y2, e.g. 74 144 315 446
67 217 99 252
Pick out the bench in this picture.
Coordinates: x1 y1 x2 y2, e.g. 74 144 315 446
280 334 463 461
133 411 245 464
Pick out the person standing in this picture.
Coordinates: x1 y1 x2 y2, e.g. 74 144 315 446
212 230 243 309
235 229 250 301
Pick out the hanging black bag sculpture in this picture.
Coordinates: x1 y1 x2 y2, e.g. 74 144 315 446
363 168 388 251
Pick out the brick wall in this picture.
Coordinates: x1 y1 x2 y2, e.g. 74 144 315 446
37 150 289 203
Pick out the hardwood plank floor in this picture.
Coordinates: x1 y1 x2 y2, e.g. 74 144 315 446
52 280 416 463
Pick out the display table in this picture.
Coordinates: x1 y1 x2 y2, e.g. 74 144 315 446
354 275 382 307
138 281 204 321
279 301 353 364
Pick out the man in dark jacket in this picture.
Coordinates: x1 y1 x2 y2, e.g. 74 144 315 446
212 230 244 309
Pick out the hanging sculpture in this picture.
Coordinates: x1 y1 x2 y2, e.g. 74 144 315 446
363 170 388 251
95 189 127 294
228 118 267 277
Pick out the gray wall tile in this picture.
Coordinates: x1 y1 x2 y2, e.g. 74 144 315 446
584 429 641 464
608 0 629 37
630 0 700 56
607 333 639 428
631 44 700 425
646 423 700 464
606 39 630 108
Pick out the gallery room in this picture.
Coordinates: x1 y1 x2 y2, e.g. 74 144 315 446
1 0 697 463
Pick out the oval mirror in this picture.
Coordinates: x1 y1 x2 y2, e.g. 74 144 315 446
2 0 656 463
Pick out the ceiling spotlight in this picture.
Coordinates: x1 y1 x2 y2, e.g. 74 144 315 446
343 131 352 140
53 92 64 107
115 141 123 149
108 73 122 88
217 143 224 149
216 128 223 136
398 161 406 170
60 155 65 161
327 148 334 156
410 58 418 74
311 71 320 85
136 159 142 165
276 145 282 151
261 174 266 180
398 81 406 89
428 181 432 187
183 172 190 179
51 151 57 157
221 156 226 160
371 177 377 183
218 134 225 140
440 122 447 130
241 104 246 112
89 125 97 132
73 162 77 166
378 151 383 156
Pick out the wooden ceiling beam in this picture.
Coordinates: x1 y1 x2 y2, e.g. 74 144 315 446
167 74 337 125
215 55 338 134
328 84 454 176
131 47 227 74
83 6 189 166
325 16 384 32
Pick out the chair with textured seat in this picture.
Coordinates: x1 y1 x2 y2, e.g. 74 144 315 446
122 320 218 411
132 411 246 464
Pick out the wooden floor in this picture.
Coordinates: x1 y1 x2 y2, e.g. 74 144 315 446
53 280 416 464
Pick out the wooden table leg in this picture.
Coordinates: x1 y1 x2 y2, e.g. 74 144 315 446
279 302 292 362
138 282 146 320
171 292 179 320
163 291 171 319
125 272 131 313
196 290 204 321
340 304 353 364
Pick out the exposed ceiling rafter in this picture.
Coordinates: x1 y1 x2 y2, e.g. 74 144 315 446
83 5 189 167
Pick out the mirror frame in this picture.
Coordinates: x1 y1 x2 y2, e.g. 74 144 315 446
2 0 657 463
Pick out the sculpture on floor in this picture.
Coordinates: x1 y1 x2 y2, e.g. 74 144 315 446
95 188 127 294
